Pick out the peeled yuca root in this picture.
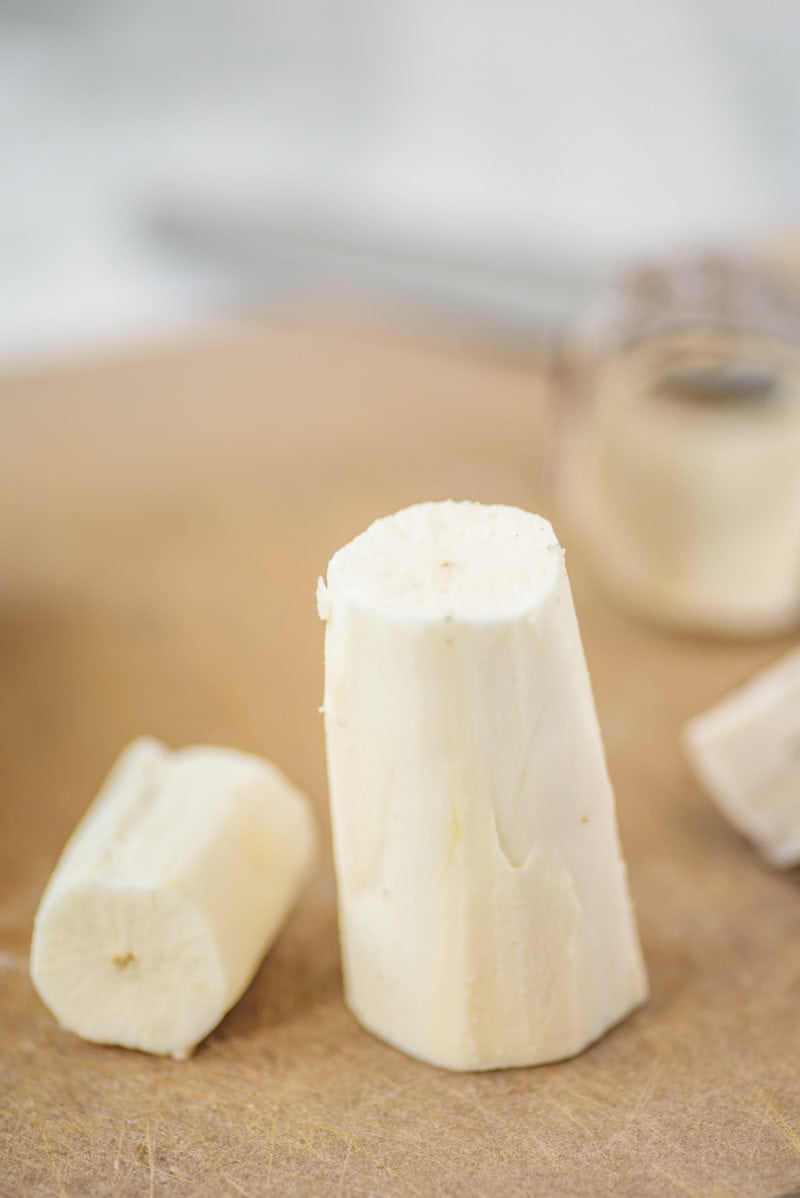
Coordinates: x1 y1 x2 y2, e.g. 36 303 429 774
684 648 800 868
31 738 317 1058
318 500 647 1071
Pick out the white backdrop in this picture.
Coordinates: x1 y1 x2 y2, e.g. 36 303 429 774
2 0 800 362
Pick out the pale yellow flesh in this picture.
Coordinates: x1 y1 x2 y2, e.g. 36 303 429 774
684 647 800 868
31 739 318 1058
319 500 647 1071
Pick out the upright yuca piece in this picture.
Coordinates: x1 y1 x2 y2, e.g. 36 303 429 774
318 500 647 1071
684 648 800 868
31 738 317 1058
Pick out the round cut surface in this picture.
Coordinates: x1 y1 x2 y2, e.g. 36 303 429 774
326 501 562 622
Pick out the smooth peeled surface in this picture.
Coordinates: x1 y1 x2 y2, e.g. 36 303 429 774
30 738 317 1058
684 647 800 868
319 500 647 1071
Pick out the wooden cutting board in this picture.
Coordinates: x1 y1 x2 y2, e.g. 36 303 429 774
1 314 798 1198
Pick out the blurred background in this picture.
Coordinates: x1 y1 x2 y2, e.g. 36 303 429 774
5 0 800 367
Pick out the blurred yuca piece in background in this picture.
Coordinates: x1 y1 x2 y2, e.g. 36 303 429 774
559 258 800 636
684 648 800 868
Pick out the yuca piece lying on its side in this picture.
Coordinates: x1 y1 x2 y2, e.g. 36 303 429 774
31 738 317 1058
319 500 647 1071
684 648 800 868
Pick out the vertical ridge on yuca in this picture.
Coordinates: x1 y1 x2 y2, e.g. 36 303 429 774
319 500 647 1071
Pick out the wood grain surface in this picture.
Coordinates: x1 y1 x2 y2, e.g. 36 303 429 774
1 315 799 1197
